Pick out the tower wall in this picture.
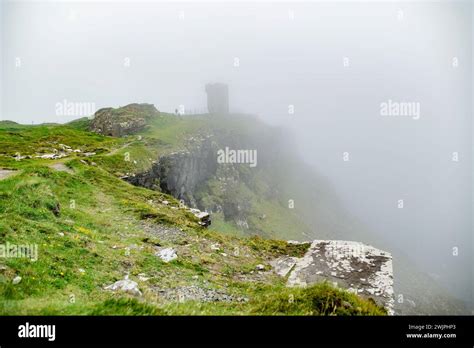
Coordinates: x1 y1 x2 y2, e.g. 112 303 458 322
205 83 229 114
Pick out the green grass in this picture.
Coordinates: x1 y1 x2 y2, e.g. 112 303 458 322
251 282 387 315
0 122 118 158
142 113 208 148
0 115 387 316
245 236 310 258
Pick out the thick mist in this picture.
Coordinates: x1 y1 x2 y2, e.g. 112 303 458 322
1 1 472 309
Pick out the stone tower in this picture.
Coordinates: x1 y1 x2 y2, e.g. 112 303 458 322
205 83 229 114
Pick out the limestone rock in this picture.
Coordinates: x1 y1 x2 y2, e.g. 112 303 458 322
35 152 68 160
104 277 142 296
125 135 218 207
210 243 221 251
138 273 150 281
155 247 178 262
269 256 298 277
189 208 211 227
275 240 394 314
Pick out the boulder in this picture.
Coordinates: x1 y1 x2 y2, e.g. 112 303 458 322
189 208 211 227
155 247 178 262
104 276 142 296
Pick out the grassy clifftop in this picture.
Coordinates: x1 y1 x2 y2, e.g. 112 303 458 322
0 114 386 315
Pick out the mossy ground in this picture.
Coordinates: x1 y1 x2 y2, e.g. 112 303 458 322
0 116 386 316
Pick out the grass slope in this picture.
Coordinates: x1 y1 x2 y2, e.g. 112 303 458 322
0 117 386 315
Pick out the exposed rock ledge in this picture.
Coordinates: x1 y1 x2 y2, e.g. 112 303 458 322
126 135 217 207
271 240 394 315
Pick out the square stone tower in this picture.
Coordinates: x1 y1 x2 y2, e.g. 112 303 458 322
205 83 229 114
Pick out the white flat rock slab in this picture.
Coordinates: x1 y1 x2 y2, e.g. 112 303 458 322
281 240 394 314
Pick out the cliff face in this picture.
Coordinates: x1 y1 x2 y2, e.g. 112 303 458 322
127 135 218 207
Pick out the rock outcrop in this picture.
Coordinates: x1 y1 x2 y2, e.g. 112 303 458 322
189 208 211 227
273 240 394 314
90 103 159 137
126 132 257 230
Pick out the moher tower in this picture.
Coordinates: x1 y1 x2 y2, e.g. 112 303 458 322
205 83 229 114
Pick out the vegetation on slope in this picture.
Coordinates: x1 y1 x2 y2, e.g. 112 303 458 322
0 117 386 315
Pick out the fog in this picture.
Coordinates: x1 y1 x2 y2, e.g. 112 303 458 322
1 0 472 310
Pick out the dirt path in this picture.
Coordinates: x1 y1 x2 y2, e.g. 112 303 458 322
0 169 19 180
106 142 134 156
49 163 74 173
